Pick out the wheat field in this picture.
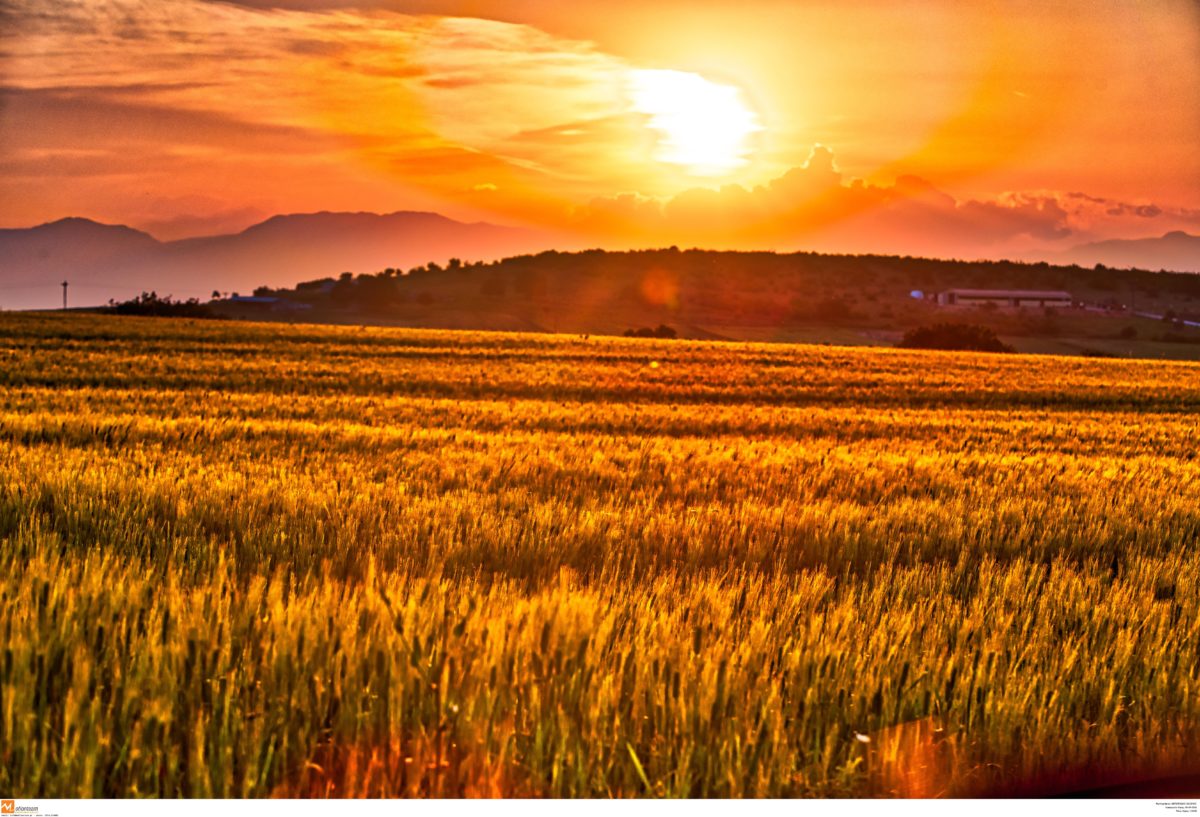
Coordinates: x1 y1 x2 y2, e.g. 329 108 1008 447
1 313 1197 797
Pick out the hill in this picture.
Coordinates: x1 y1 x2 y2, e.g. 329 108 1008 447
1056 231 1200 273
238 247 1200 359
0 212 554 310
0 217 161 272
6 210 1198 319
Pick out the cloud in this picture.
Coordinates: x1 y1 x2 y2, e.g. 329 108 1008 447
956 194 1072 242
0 0 650 229
1052 191 1200 243
3 0 1195 255
1 1 629 154
0 85 335 156
574 145 1200 259
1064 192 1164 220
134 202 270 241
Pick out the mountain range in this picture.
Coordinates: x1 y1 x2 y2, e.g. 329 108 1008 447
0 212 556 310
1 211 1197 311
1051 230 1200 273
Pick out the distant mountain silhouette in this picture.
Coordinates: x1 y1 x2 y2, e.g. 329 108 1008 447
0 211 556 309
1055 231 1200 273
0 217 160 270
6 213 1198 312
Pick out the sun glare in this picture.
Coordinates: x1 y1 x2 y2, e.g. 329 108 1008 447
628 69 762 177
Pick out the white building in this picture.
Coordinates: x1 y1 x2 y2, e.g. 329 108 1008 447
936 289 1072 309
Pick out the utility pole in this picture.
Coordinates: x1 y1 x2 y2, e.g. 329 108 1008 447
62 280 68 311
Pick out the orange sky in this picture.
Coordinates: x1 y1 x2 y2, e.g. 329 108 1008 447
1 0 1197 257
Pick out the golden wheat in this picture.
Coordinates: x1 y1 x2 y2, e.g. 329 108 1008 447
0 313 1197 797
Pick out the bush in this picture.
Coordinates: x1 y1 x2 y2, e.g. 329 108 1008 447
896 323 1014 353
107 292 218 319
624 324 677 339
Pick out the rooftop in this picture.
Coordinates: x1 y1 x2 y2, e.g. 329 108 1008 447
940 288 1072 298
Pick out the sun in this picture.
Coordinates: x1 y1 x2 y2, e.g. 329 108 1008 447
627 68 762 177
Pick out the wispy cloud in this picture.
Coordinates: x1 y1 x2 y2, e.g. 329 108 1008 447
1 0 1195 260
0 0 664 229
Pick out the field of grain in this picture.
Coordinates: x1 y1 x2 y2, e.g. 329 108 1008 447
1 313 1198 798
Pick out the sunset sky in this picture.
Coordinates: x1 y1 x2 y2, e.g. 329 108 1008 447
2 0 1198 258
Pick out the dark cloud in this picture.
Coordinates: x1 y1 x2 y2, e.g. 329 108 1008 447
423 74 487 89
1068 191 1163 219
957 195 1071 242
283 37 347 57
0 86 341 160
2 81 221 98
200 0 367 8
1105 203 1162 218
199 0 473 11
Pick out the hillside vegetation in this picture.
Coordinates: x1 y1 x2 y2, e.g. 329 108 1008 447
1 313 1198 797
234 248 1200 358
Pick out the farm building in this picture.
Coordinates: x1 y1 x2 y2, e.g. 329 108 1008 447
221 295 311 313
936 288 1072 309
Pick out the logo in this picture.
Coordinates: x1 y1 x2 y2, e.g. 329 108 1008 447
1 801 14 814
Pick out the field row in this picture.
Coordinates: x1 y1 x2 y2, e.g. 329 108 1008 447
1 314 1198 797
4 315 1200 409
3 537 1196 797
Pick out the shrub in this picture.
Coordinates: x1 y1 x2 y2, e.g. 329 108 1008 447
106 292 218 319
896 323 1015 353
624 324 677 339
